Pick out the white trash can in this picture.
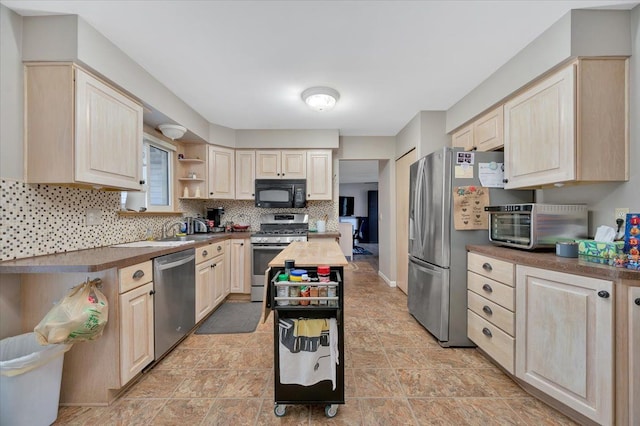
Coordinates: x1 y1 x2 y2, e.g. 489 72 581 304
0 332 71 426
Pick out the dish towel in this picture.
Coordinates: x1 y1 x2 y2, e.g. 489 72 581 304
278 318 339 389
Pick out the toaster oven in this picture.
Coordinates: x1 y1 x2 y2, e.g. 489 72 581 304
485 204 588 250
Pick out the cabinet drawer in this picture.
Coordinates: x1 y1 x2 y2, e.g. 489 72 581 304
196 242 225 263
468 252 514 286
467 290 514 336
119 261 152 293
468 271 514 311
468 310 514 374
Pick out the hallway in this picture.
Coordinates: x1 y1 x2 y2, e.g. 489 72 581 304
54 260 575 425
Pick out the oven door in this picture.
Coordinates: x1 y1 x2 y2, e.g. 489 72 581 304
251 244 288 301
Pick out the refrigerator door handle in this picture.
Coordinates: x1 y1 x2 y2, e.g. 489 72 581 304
414 160 424 253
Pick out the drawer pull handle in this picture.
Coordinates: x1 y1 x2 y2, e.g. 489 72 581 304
149 289 155 296
482 305 493 315
482 284 493 293
482 262 492 272
132 270 145 280
482 327 492 338
597 290 610 299
202 250 208 256
635 298 640 306
217 246 222 252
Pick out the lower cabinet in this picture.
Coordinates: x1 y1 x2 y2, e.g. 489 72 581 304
230 238 250 293
629 286 640 425
118 261 154 386
195 253 225 323
119 282 154 385
515 265 614 425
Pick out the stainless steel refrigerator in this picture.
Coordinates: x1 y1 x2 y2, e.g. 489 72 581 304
407 147 532 347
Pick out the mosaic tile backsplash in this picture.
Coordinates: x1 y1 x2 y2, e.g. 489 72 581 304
1 179 337 261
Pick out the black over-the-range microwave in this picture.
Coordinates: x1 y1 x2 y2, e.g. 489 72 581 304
255 179 306 208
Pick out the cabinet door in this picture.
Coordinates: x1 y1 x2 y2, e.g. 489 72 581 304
119 282 154 385
256 150 281 178
212 254 226 307
281 150 306 178
235 150 256 199
451 124 473 151
75 68 143 190
473 105 503 151
195 259 215 323
207 146 235 199
230 239 246 293
630 286 640 425
515 266 613 425
504 65 575 189
306 150 332 200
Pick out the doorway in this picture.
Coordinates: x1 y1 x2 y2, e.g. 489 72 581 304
338 160 379 269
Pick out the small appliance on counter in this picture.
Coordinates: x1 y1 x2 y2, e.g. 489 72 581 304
485 204 588 250
205 207 226 232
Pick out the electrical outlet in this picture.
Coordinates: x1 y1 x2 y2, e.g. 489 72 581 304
86 208 102 226
615 208 629 222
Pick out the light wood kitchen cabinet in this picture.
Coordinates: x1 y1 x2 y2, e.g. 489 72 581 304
177 144 207 199
230 238 250 293
195 257 216 323
256 150 306 179
504 58 628 189
515 265 614 425
195 241 227 323
25 63 143 190
628 286 640 425
306 150 333 200
207 145 235 199
451 106 503 152
467 252 515 373
235 150 256 200
118 261 154 386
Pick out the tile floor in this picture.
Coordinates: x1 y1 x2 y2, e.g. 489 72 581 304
54 260 576 425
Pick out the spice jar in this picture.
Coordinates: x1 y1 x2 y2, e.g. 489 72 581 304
289 269 304 305
277 273 289 306
299 286 310 305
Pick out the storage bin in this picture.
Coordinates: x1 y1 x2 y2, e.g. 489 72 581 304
576 240 624 259
0 332 71 426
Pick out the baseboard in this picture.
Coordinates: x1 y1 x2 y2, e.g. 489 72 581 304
378 270 396 287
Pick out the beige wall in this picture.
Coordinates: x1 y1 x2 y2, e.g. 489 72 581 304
0 5 23 180
446 9 632 133
236 129 339 149
395 113 420 159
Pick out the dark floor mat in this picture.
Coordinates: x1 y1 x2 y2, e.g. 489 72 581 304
194 302 262 334
353 246 373 255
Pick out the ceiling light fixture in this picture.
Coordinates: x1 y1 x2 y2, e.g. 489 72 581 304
301 87 340 112
158 123 186 140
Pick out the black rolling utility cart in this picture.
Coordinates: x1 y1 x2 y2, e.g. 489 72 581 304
266 266 345 418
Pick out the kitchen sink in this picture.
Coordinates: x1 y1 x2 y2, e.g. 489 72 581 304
160 234 215 242
111 240 196 248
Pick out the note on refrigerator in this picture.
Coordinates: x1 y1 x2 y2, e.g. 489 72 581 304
478 162 505 188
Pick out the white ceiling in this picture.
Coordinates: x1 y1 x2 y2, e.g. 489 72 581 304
3 0 638 136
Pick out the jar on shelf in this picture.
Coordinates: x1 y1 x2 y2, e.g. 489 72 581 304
277 273 289 306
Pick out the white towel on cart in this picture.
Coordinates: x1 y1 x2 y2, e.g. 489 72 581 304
279 318 339 389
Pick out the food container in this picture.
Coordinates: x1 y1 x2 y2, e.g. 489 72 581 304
556 241 579 258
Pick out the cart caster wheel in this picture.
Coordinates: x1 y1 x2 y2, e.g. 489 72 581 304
274 404 286 417
325 404 338 418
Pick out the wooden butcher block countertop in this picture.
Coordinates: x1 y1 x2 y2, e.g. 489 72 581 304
269 241 348 268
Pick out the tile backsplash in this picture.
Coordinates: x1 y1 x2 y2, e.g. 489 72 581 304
1 179 337 261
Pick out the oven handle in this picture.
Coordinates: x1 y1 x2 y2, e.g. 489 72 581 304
251 244 291 249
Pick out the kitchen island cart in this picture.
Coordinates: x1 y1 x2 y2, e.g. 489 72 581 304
265 241 348 418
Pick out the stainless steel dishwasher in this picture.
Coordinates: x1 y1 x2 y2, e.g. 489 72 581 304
153 248 196 360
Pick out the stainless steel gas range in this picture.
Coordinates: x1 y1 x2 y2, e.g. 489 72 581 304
250 213 308 301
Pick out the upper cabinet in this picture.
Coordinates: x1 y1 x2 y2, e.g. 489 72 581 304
235 150 256 200
451 105 504 152
25 63 143 190
504 58 628 189
306 150 333 201
207 145 235 199
256 150 306 179
177 144 207 199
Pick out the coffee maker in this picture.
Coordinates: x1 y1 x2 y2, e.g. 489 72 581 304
206 207 225 230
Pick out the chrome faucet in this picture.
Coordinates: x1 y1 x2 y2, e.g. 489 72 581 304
192 217 208 233
162 220 184 239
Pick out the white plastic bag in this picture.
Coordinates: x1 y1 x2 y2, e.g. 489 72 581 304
0 332 71 377
34 278 108 345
